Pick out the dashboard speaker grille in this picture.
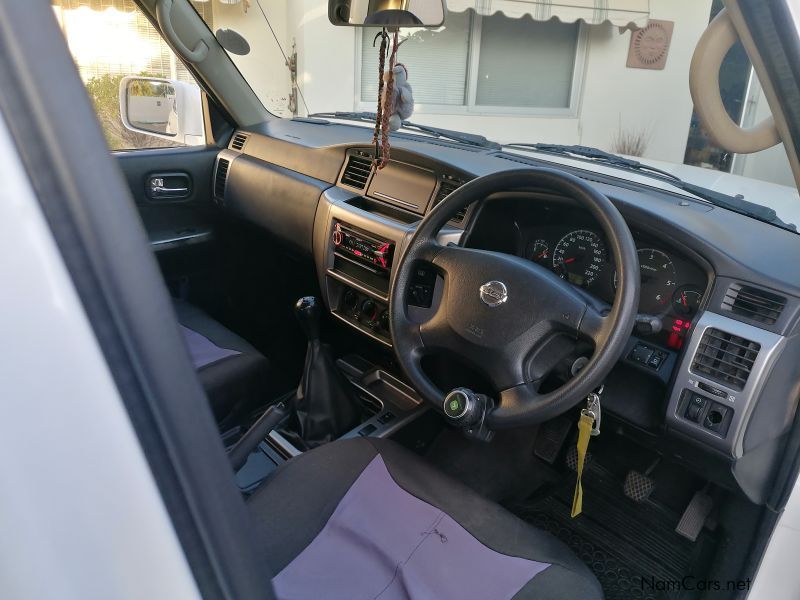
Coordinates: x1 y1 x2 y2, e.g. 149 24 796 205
230 132 248 151
214 158 230 200
341 154 373 190
691 328 760 391
722 283 785 325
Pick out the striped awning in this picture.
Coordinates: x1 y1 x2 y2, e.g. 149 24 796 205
446 0 650 29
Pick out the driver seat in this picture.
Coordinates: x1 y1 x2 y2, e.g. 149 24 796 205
248 436 602 599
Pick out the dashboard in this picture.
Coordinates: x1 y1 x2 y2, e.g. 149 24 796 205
466 200 709 348
215 124 800 503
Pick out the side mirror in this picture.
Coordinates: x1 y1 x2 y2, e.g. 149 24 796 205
328 0 445 28
119 76 204 145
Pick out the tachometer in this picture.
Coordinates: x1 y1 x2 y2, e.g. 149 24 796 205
553 230 606 287
637 248 677 314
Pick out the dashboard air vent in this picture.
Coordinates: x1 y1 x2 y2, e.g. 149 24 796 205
722 283 786 325
230 132 248 151
434 178 467 223
214 158 230 199
691 328 760 391
341 154 373 190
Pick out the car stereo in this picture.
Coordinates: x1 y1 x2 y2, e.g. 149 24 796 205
332 222 395 275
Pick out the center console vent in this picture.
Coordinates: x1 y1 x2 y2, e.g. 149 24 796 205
722 282 786 325
691 328 760 391
214 158 230 201
341 153 373 190
229 132 248 151
433 177 467 223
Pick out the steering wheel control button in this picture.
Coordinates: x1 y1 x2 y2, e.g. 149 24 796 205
444 388 472 420
479 281 508 307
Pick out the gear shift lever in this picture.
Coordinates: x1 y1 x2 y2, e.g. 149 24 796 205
295 296 322 341
293 296 361 446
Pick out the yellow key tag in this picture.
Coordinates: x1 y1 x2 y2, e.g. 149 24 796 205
571 411 595 518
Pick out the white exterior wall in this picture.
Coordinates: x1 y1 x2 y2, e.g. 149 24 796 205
203 1 796 187
579 0 713 161
214 0 724 163
266 0 711 164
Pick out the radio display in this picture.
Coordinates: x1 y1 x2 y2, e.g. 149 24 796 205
367 160 436 215
333 222 395 275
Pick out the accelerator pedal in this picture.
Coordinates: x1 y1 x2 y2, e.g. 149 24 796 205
534 416 573 464
676 486 714 542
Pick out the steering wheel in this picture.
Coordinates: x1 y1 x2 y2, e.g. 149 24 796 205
389 169 640 429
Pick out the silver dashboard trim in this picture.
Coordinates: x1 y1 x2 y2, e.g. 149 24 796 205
666 310 785 457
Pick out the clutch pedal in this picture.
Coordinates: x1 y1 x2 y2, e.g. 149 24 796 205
534 416 572 464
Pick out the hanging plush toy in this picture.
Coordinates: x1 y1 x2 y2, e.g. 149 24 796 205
383 63 414 131
372 30 414 168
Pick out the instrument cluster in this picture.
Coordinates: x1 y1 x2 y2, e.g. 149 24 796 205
522 227 707 321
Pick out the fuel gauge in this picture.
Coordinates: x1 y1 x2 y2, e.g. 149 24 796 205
672 285 702 316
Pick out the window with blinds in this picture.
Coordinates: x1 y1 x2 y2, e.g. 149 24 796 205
476 15 579 108
359 10 581 113
360 11 472 106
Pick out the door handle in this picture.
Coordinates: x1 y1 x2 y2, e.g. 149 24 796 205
147 174 191 200
152 185 189 196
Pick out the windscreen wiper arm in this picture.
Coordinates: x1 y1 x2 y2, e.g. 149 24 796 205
397 121 500 149
309 112 499 149
505 143 681 181
505 143 796 232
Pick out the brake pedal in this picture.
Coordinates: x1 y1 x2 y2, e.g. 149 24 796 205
566 445 592 472
534 416 572 464
623 458 660 503
676 487 714 542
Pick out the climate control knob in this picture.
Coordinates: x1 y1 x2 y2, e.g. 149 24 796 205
360 299 377 321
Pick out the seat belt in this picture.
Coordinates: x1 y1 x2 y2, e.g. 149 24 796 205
571 387 603 518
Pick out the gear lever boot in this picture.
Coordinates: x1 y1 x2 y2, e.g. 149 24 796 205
293 296 362 445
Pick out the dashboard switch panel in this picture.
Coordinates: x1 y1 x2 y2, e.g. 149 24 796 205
678 389 734 438
628 342 668 371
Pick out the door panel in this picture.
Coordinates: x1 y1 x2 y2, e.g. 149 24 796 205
116 145 220 298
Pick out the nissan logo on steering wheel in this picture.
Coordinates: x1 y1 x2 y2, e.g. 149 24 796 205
479 281 508 307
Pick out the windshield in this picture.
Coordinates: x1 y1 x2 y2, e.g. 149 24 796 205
193 0 799 229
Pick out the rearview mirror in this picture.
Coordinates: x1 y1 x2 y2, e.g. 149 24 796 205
329 0 445 28
119 76 204 145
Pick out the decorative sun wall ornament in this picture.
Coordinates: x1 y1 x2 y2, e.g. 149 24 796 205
627 20 674 71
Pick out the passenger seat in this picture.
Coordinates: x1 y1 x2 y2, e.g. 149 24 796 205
173 299 271 420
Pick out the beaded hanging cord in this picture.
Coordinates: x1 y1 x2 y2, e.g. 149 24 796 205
372 29 400 169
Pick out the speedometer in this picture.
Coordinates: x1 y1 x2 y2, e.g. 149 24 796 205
553 230 606 287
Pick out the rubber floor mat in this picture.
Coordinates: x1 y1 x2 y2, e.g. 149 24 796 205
506 464 718 600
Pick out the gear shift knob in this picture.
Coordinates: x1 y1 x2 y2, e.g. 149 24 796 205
295 296 322 342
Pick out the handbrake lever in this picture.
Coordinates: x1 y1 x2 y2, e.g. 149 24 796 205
228 400 291 472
